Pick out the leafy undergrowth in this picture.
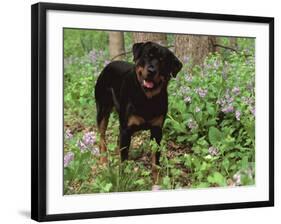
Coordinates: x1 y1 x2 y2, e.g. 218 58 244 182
63 35 255 194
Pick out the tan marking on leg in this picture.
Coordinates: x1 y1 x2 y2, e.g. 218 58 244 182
98 117 109 164
149 115 164 127
127 115 145 127
151 152 160 184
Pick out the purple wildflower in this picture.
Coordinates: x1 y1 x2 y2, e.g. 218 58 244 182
88 50 98 63
188 119 198 130
242 96 254 106
227 97 234 104
216 98 225 106
65 129 73 140
233 172 242 186
64 152 74 167
185 75 192 82
222 65 228 80
203 60 212 71
64 57 74 67
224 91 231 101
232 87 240 95
77 140 87 152
195 88 208 98
184 96 191 103
244 48 250 55
91 147 100 156
182 56 190 64
213 60 220 69
250 107 255 117
247 82 254 91
221 105 234 113
104 60 110 66
77 131 97 152
82 132 96 146
235 110 241 121
98 50 105 56
208 146 219 156
179 86 190 96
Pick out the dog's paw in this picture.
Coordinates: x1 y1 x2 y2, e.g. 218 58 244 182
152 185 161 191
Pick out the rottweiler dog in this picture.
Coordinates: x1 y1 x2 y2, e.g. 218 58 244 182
95 41 182 184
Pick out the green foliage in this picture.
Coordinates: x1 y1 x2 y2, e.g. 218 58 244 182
208 127 222 147
64 28 109 58
91 161 152 193
63 29 255 194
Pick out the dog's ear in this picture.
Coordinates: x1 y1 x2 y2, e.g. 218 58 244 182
132 42 144 62
170 54 183 77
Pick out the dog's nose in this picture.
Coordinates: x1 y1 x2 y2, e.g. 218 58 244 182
147 65 156 75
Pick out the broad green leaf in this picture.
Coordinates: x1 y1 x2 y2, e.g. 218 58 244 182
177 135 187 143
206 103 216 116
103 183 112 192
207 172 227 186
208 126 222 146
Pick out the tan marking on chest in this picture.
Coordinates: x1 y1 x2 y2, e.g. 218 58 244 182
148 115 164 127
144 87 162 99
127 115 145 127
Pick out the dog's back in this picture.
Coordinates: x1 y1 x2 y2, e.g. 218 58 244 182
95 61 133 95
95 61 133 108
95 61 133 127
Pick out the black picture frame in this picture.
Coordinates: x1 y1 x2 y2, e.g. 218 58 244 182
31 2 274 222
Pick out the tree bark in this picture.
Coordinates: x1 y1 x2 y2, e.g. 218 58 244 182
132 32 167 45
175 35 216 67
108 31 125 60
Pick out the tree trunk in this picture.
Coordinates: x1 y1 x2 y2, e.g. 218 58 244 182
175 35 216 67
132 32 167 45
108 31 125 60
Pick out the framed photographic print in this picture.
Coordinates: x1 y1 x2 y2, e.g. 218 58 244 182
31 2 274 222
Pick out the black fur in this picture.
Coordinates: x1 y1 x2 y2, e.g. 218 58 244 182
95 42 182 165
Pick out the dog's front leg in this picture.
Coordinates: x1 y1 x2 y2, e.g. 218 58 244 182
150 127 162 185
119 128 132 161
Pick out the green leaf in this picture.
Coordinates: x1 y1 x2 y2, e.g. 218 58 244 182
103 183 113 192
196 182 210 188
171 120 186 133
187 134 198 142
177 135 187 143
206 103 216 116
206 118 217 126
207 172 227 186
162 176 171 189
200 161 208 171
222 158 230 171
208 126 222 146
134 179 145 186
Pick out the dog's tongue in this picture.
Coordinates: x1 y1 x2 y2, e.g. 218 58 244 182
143 80 154 88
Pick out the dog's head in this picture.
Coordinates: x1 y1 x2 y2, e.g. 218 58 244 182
132 42 182 98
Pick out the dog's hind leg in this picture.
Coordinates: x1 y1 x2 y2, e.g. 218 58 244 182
96 90 113 164
97 116 109 164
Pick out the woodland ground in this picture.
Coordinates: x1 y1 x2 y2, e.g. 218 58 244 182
63 30 255 194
